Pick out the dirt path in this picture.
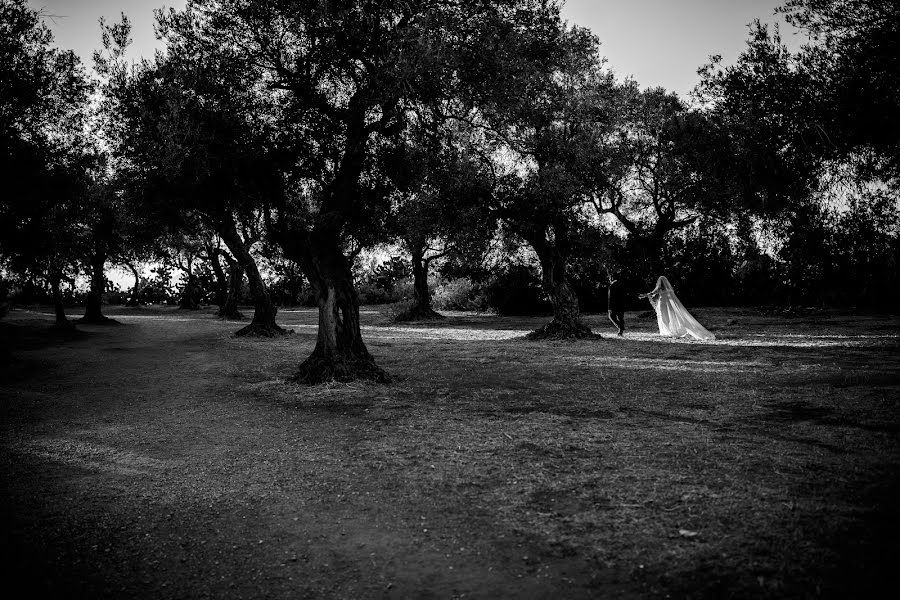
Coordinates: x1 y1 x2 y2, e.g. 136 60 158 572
1 313 638 599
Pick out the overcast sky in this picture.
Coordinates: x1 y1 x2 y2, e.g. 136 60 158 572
562 0 802 95
29 0 803 98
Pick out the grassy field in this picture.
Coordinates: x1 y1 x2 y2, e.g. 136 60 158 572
1 304 898 599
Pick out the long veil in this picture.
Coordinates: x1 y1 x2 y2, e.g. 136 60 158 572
648 276 715 340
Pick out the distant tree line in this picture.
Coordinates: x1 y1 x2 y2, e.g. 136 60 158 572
1 0 897 381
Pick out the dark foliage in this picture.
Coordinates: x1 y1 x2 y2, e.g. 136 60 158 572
485 266 552 317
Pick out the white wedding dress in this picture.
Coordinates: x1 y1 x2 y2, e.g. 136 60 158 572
646 276 715 340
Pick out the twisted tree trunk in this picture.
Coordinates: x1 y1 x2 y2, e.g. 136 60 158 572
208 248 229 311
275 100 385 380
220 253 245 320
80 252 115 324
525 231 595 340
125 262 142 306
178 266 200 311
291 231 387 384
396 245 443 321
49 273 73 329
217 219 283 336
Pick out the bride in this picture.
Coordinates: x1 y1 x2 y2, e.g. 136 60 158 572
639 276 715 341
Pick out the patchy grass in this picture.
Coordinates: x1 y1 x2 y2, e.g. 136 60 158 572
1 305 898 599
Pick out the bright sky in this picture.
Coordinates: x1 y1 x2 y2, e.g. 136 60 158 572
561 0 802 95
29 0 802 97
27 0 187 66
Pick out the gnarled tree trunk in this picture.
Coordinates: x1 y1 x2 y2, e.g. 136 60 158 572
178 270 201 310
396 245 443 321
80 252 115 324
274 101 385 381
526 235 595 340
49 273 73 329
125 262 142 306
208 248 229 311
292 233 388 384
220 253 245 320
217 219 283 336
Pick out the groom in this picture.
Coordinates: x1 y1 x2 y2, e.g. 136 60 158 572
607 271 625 336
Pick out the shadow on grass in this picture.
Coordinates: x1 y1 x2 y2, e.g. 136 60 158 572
754 400 900 435
760 400 835 422
652 476 900 600
0 319 93 352
502 404 617 420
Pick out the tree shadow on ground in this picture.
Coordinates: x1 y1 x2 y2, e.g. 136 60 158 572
0 319 92 353
649 475 900 600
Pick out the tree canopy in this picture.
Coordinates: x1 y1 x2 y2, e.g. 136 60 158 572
0 0 94 325
2 0 897 377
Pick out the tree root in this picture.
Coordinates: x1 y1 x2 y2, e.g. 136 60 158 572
219 310 246 321
77 315 120 326
393 305 445 322
525 319 598 340
234 321 291 337
292 354 390 385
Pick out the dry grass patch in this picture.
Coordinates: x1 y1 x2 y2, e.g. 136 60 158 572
1 305 898 599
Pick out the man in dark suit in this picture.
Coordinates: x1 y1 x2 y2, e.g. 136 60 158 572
607 272 625 336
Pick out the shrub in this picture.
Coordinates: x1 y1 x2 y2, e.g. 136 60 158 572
432 277 489 311
104 289 131 305
356 282 391 305
267 270 313 307
385 299 415 321
392 278 414 302
357 277 413 305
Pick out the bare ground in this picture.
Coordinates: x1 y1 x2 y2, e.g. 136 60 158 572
1 305 898 599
